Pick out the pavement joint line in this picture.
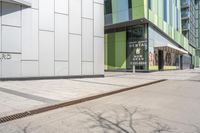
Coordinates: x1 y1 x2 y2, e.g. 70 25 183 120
70 79 129 87
0 79 167 124
0 87 58 104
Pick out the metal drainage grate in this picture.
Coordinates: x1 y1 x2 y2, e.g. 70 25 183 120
0 112 31 124
0 79 167 124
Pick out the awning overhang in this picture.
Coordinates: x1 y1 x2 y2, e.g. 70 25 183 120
1 0 31 6
155 43 188 54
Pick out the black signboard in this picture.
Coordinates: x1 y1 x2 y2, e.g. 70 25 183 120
128 40 147 66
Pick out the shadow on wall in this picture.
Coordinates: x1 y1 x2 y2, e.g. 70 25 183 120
1 2 28 16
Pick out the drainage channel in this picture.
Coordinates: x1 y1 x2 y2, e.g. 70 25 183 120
0 79 167 124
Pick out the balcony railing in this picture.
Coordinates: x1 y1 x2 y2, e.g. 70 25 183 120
181 0 190 8
182 23 190 30
181 12 190 18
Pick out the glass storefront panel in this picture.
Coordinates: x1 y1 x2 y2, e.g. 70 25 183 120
148 26 181 71
126 25 148 71
104 25 148 72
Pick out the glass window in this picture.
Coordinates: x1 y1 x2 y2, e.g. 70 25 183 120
175 0 177 7
148 0 152 9
128 0 132 9
104 0 113 25
104 0 112 15
163 0 168 22
176 8 179 31
116 0 129 23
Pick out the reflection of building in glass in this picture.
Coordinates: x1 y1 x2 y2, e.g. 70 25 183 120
104 0 198 72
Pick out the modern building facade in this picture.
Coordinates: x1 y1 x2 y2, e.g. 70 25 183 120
104 0 198 72
0 0 104 79
195 0 200 67
181 0 195 47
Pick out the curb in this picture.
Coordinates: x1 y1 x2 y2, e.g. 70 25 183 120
0 79 167 124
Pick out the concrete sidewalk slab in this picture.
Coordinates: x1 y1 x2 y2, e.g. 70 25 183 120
0 69 199 119
0 75 158 118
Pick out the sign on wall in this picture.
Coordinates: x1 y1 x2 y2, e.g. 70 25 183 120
129 40 147 66
0 53 12 60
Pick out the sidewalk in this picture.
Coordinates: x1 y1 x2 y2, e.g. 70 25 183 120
0 69 199 118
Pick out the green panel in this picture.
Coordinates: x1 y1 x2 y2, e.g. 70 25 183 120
106 32 127 70
104 34 108 70
132 0 144 7
132 0 145 19
149 10 154 22
158 17 163 30
180 35 184 47
152 0 158 14
111 0 118 24
196 56 200 67
154 14 158 26
168 25 172 38
164 66 178 70
158 0 163 19
163 21 168 34
144 0 148 18
133 6 145 19
115 32 126 69
107 33 116 70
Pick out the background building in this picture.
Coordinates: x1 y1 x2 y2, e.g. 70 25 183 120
104 0 198 72
180 0 200 67
181 0 195 47
195 0 200 67
0 0 104 79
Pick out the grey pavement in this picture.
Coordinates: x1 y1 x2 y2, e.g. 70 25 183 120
0 69 199 118
0 72 200 133
0 71 161 117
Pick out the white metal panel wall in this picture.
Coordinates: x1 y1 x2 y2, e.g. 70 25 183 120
94 0 104 4
2 2 21 26
39 31 54 76
82 62 93 75
32 0 39 9
69 34 82 75
94 37 104 75
2 26 21 52
39 0 54 31
69 0 81 34
2 54 21 78
82 18 93 62
55 61 68 76
0 2 1 52
55 0 68 14
55 13 68 61
22 61 39 77
94 3 104 37
22 8 38 60
0 2 1 77
0 0 104 79
82 0 93 19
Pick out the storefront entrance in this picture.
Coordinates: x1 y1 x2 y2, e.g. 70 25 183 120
158 50 164 70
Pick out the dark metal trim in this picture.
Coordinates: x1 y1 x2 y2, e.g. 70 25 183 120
0 75 104 81
105 18 148 33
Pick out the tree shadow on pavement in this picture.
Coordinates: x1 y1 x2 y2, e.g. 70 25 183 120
79 106 172 133
79 106 200 133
